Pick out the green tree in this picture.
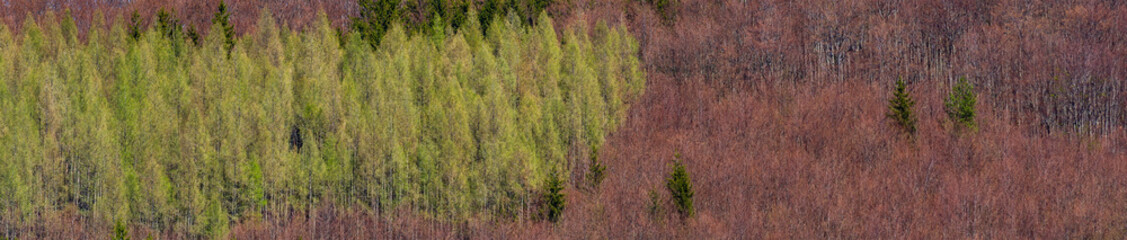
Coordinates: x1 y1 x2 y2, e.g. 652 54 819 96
478 0 506 35
128 11 142 40
113 219 129 240
644 0 678 24
512 0 553 26
430 0 470 32
666 152 694 219
586 145 606 190
213 1 236 57
945 77 977 131
887 78 917 135
155 8 190 56
353 0 402 49
542 169 566 222
156 8 180 40
185 26 201 46
61 9 78 46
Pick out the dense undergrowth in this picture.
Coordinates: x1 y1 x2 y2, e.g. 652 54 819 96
0 8 642 238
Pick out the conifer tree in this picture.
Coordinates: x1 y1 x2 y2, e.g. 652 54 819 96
887 78 917 135
586 145 606 190
156 8 189 55
186 26 201 46
666 152 694 219
113 219 129 240
212 1 236 57
61 9 78 46
128 11 142 40
156 8 179 40
645 0 677 24
543 169 566 222
478 0 506 35
945 77 977 131
354 0 402 49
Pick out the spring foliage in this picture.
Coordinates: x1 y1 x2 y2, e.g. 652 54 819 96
0 9 643 237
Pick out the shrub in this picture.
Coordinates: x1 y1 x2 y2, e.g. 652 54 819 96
887 78 917 135
543 169 566 222
665 152 694 219
945 77 977 131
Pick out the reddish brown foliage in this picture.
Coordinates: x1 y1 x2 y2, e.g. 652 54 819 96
577 77 1127 238
549 0 1127 238
568 0 1127 133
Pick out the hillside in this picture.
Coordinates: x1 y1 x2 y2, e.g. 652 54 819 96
2 0 1127 239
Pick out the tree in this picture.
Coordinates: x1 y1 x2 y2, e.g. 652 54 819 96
156 8 191 56
542 169 566 222
113 219 129 240
212 1 236 57
647 188 663 220
644 0 678 24
185 26 200 46
513 0 553 26
156 8 180 40
887 78 917 135
586 145 606 190
945 77 977 131
666 152 693 219
60 9 77 46
478 0 506 35
353 0 401 49
128 11 142 40
430 0 470 32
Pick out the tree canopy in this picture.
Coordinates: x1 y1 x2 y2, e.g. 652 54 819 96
0 9 642 238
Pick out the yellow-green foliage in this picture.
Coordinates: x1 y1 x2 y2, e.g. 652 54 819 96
0 10 643 236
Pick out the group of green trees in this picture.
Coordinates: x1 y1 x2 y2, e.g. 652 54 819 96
0 6 643 238
352 0 553 49
887 77 977 136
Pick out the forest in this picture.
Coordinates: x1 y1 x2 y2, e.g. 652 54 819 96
0 1 644 238
2 0 1127 239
